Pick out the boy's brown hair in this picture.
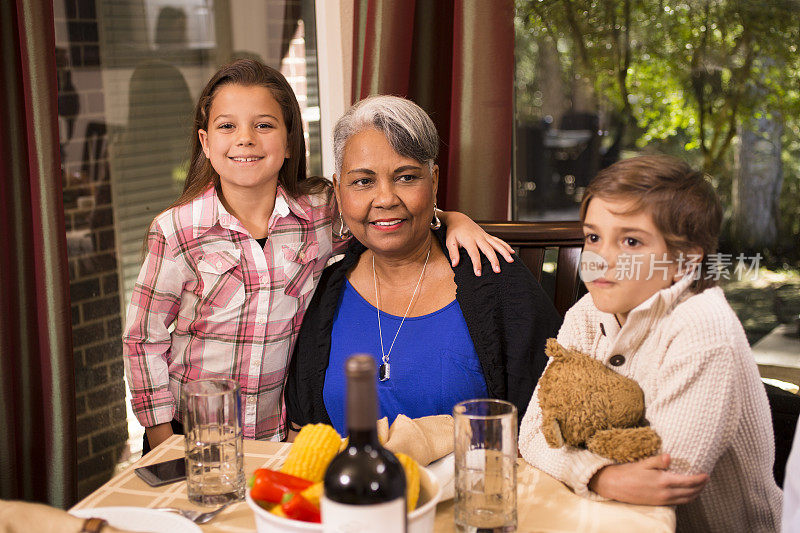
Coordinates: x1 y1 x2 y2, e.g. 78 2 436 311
580 155 722 292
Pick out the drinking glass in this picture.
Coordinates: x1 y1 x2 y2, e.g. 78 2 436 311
453 399 517 533
182 379 245 506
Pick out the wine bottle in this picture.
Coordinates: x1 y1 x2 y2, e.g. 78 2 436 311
322 355 407 532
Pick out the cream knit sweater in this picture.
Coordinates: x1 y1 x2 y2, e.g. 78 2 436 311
519 274 783 532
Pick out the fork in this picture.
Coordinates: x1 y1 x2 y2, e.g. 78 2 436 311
158 500 236 524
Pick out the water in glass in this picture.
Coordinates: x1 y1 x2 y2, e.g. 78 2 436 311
186 424 244 505
455 449 517 532
454 399 518 533
182 379 245 506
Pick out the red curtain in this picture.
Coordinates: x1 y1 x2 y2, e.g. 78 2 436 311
352 0 514 220
0 0 77 507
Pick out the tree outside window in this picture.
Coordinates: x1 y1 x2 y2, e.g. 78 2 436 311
514 0 799 346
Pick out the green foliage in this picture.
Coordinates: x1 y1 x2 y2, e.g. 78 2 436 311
518 0 800 166
516 0 800 263
779 128 800 262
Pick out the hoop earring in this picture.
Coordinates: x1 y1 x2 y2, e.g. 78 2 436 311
430 203 442 230
337 213 351 237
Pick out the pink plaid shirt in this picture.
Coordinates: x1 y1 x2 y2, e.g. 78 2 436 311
123 185 344 440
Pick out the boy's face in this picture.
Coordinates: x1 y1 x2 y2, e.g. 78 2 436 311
582 196 683 324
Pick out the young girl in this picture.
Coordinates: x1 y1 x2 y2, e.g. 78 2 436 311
519 155 782 532
123 59 513 450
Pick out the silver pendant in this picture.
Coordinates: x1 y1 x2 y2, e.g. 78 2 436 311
379 362 390 381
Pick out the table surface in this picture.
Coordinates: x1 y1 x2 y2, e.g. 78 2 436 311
753 323 800 387
71 435 675 533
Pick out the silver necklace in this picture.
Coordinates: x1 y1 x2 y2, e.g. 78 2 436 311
373 245 431 381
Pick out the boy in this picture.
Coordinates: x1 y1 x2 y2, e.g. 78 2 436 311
519 155 782 532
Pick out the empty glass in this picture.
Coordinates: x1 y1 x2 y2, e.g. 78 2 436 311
182 379 245 506
454 399 518 533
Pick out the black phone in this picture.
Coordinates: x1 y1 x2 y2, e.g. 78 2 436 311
134 457 187 487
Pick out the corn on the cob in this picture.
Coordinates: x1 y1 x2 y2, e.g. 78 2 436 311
300 481 323 507
395 453 420 512
281 423 341 482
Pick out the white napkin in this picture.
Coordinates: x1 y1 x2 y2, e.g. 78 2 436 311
377 414 454 466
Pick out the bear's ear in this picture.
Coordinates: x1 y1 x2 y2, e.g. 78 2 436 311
545 338 565 359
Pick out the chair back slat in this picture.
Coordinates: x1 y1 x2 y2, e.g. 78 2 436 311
518 248 546 283
479 221 585 316
554 247 582 316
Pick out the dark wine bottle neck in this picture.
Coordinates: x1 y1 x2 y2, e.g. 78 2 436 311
346 428 381 447
345 365 378 435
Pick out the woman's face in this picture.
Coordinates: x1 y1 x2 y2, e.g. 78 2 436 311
335 128 438 258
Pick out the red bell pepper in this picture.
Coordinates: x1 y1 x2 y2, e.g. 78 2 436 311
248 468 313 503
280 492 321 523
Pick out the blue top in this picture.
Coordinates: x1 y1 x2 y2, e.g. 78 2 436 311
323 279 488 435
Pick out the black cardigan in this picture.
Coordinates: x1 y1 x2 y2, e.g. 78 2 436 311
284 225 562 427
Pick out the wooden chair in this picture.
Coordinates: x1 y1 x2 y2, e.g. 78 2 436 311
479 221 585 316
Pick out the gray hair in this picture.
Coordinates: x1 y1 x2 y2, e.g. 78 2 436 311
333 95 439 177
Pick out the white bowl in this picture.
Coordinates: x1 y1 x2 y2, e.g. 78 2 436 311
247 466 442 533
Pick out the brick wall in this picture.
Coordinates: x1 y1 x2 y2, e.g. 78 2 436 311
54 0 129 499
50 0 319 499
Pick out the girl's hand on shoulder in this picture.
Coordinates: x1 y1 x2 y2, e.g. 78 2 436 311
441 211 514 276
588 454 709 506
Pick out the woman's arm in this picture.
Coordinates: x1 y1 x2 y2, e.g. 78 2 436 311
283 341 308 430
498 264 562 418
0 501 135 533
284 261 344 431
438 210 514 276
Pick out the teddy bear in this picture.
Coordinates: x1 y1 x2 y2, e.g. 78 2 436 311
537 338 661 463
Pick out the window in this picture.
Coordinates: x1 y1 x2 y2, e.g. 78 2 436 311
55 0 321 496
514 0 800 385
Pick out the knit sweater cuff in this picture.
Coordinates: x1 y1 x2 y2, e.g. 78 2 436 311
519 424 614 502
567 452 614 501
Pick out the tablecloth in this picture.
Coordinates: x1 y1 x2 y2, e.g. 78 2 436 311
71 435 675 532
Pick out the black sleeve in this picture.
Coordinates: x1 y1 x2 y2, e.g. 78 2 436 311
284 306 314 431
451 239 563 424
284 265 337 430
498 259 562 421
284 334 307 431
284 247 361 431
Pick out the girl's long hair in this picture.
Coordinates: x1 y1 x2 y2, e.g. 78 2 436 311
171 59 329 209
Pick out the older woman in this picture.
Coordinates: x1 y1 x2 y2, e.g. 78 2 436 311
285 96 561 434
